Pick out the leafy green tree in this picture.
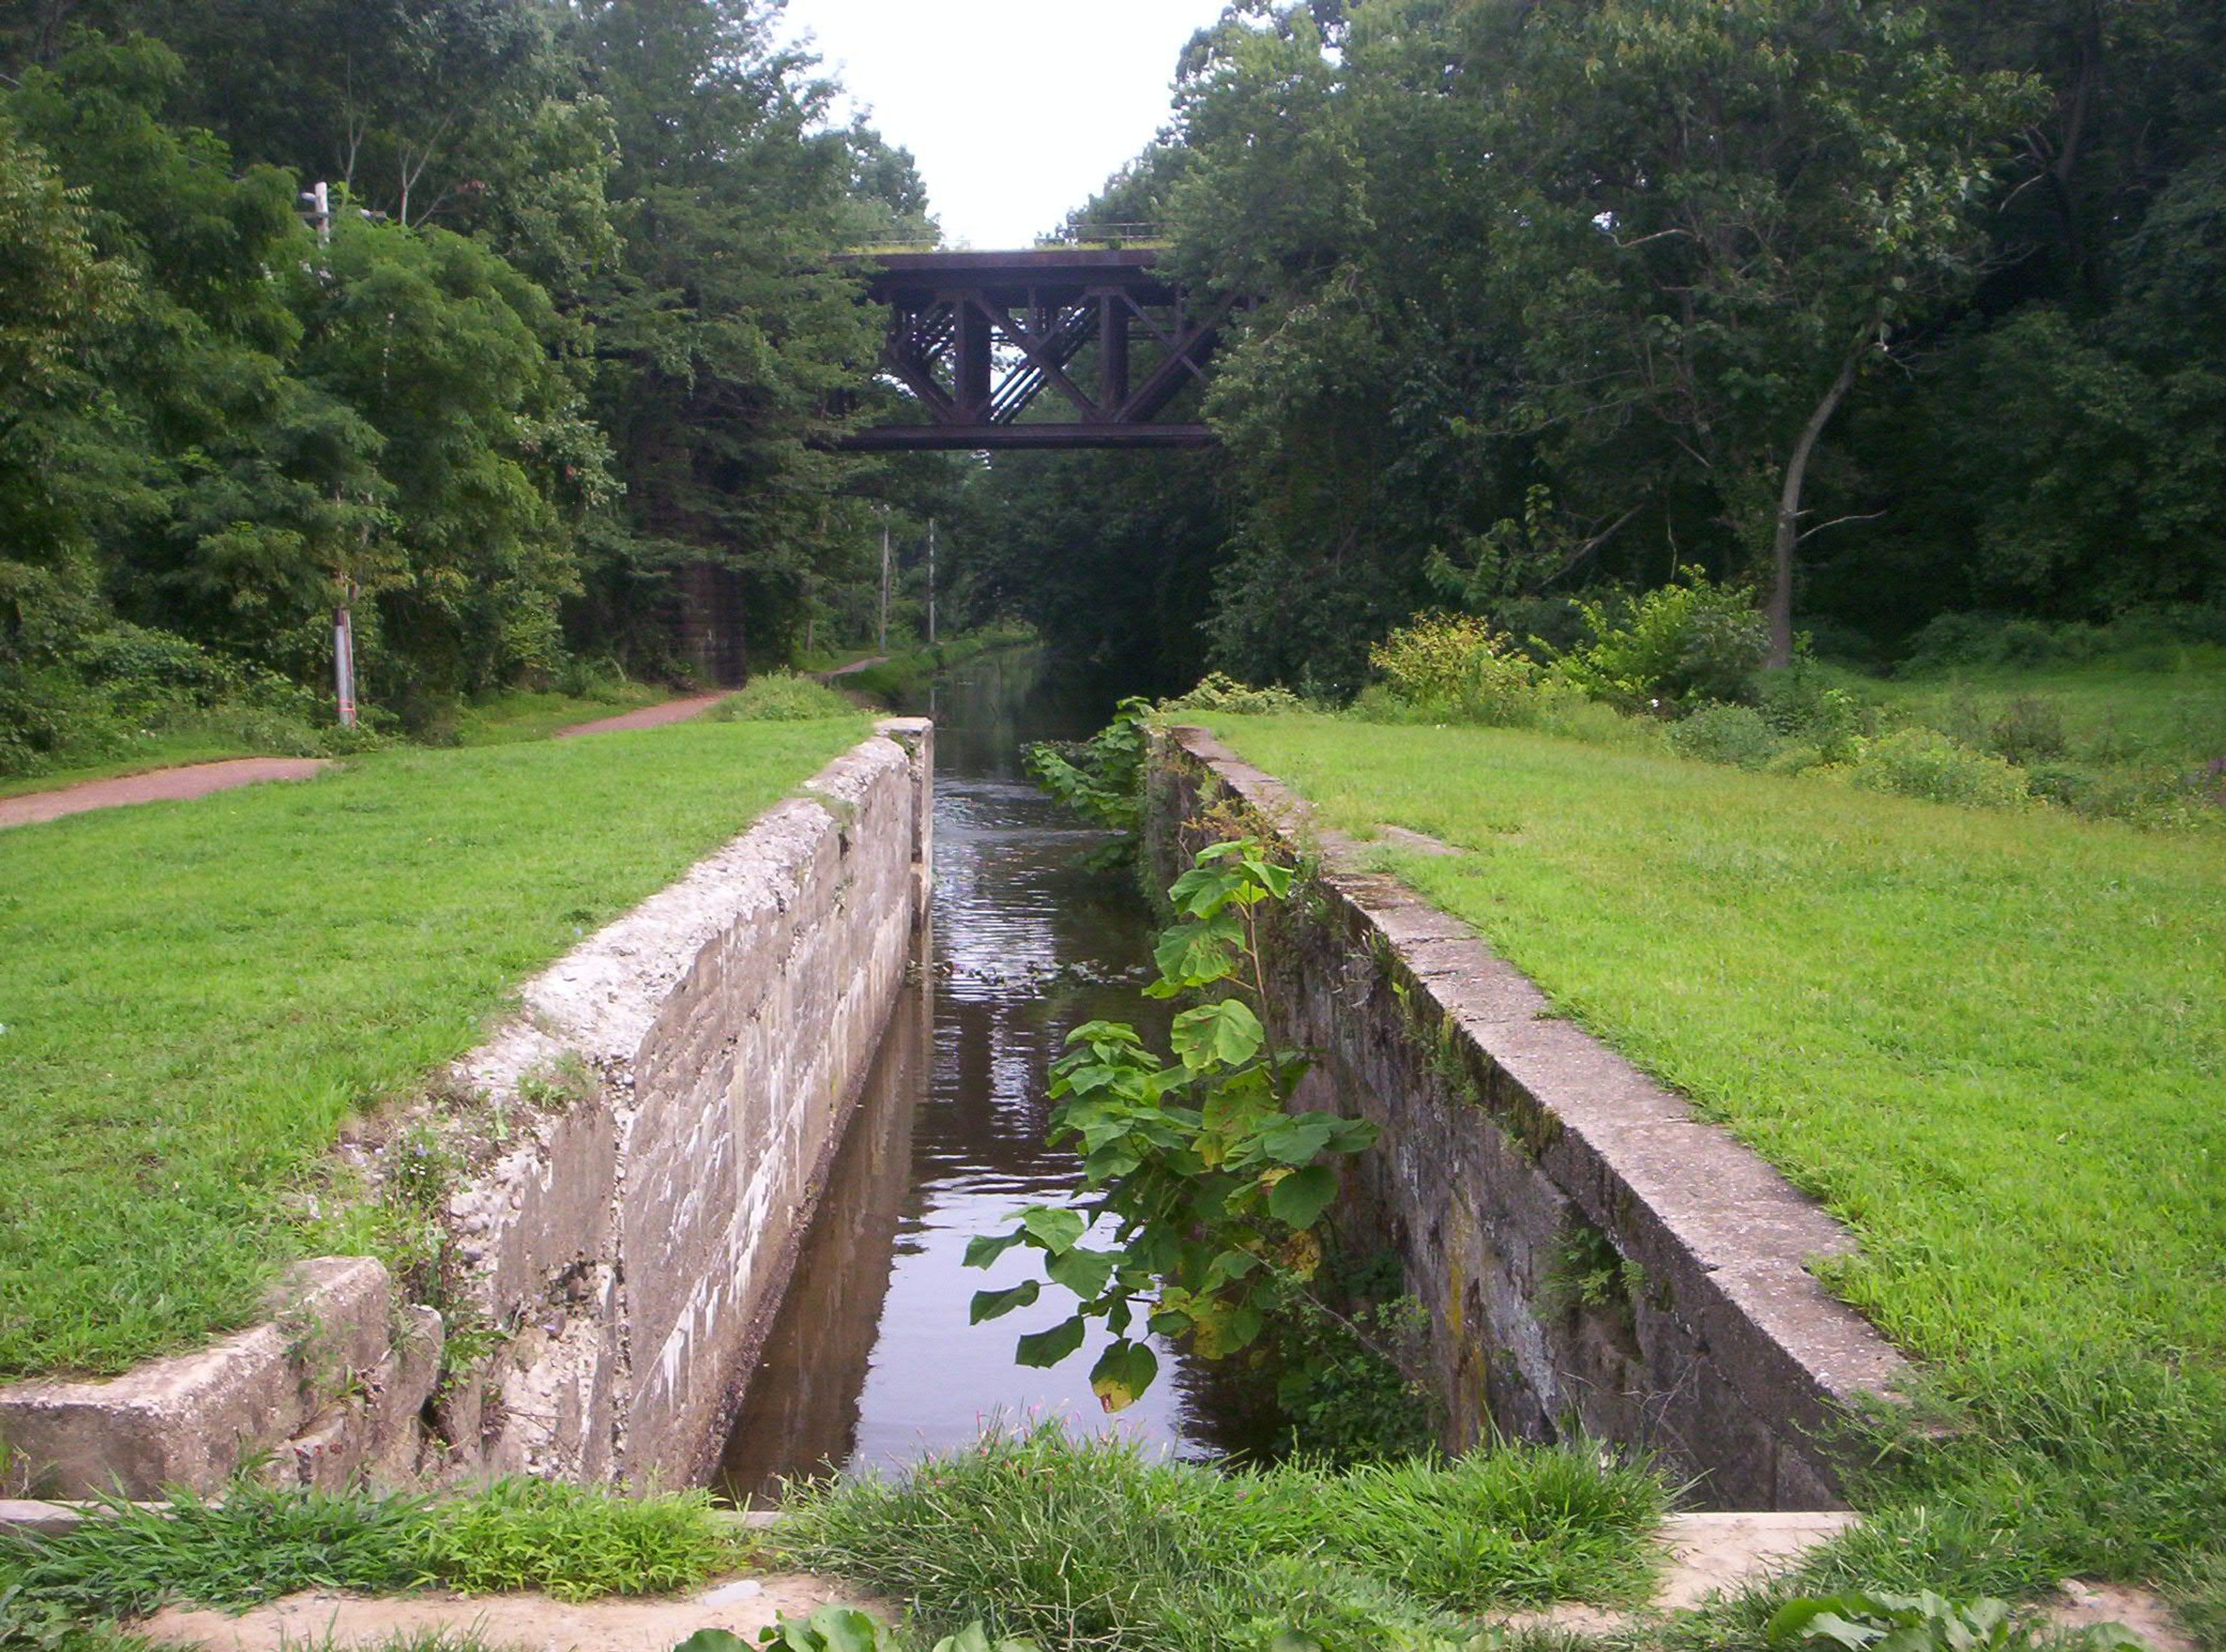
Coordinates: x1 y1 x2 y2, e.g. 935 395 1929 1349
297 213 612 701
0 108 134 573
1486 0 2043 665
574 0 881 677
5 35 388 682
0 107 139 763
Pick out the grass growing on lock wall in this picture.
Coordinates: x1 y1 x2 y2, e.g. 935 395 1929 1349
0 715 868 1378
774 1424 1667 1651
1202 713 2226 1610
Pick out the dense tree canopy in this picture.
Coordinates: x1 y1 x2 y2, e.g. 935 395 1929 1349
0 0 942 764
954 0 2225 688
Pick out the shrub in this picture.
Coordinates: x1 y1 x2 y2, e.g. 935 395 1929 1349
1555 577 1768 711
1756 659 1867 761
1346 683 1434 725
1763 742 1832 777
1668 703 1785 770
1534 693 1669 753
1850 729 2032 810
1898 605 2226 673
0 608 362 778
1986 695 2069 766
1267 1292 1441 1467
1368 615 1543 726
710 671 857 722
1159 672 1305 715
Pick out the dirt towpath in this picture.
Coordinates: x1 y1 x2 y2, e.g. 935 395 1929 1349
817 654 888 682
0 758 332 831
555 692 726 737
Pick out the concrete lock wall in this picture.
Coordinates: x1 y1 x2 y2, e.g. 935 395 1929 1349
1 719 933 1500
1145 727 1907 1511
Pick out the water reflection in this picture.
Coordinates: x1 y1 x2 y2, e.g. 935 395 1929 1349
715 652 1234 1504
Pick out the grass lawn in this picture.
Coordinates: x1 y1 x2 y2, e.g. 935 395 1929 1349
1835 642 2226 767
0 715 868 1378
1205 714 2225 1604
447 685 674 746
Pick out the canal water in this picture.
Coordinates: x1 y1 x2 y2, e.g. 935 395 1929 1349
714 651 1239 1502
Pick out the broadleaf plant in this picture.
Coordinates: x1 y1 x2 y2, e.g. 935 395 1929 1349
966 835 1379 1409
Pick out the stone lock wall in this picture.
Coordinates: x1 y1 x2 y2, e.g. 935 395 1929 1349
1145 727 1906 1510
1 719 933 1499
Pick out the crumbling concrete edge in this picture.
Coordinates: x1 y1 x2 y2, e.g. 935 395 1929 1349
1153 725 1909 1504
0 720 933 1501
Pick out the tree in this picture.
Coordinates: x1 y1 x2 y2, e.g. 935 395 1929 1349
1488 0 2043 665
574 0 881 678
297 214 612 701
0 107 134 608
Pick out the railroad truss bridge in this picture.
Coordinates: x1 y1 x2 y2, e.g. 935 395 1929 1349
841 244 1233 452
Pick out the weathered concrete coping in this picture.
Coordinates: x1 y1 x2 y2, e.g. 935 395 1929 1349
1162 726 1909 1454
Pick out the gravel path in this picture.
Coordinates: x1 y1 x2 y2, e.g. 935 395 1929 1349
0 758 333 831
554 692 726 737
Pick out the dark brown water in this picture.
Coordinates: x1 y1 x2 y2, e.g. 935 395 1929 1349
714 652 1238 1502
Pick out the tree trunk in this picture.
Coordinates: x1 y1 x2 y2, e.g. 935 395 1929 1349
1767 337 1867 668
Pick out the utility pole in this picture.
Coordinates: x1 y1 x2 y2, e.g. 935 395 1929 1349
927 518 937 646
333 582 358 730
878 510 892 653
303 181 358 729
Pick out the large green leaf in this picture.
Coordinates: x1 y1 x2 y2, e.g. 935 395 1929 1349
963 1229 1027 1269
1168 861 1250 918
1014 1314 1087 1367
1021 1206 1087 1255
1151 912 1243 991
1045 1246 1118 1300
1170 998 1265 1071
969 1280 1040 1324
1089 1338 1160 1411
1250 1111 1343 1167
1268 1164 1340 1228
806 1606 884 1652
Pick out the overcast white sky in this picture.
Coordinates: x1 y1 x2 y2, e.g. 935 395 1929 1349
777 1 1229 248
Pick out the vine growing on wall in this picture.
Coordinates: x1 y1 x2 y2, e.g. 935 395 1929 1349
966 835 1378 1410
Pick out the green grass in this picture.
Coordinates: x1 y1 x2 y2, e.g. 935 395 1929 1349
0 1478 743 1628
446 684 672 747
710 671 862 722
1853 643 2226 769
0 715 868 1377
774 1424 1667 1651
1203 712 2225 1607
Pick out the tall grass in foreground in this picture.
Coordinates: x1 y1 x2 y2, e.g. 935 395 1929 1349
0 1479 742 1628
773 1425 1667 1651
